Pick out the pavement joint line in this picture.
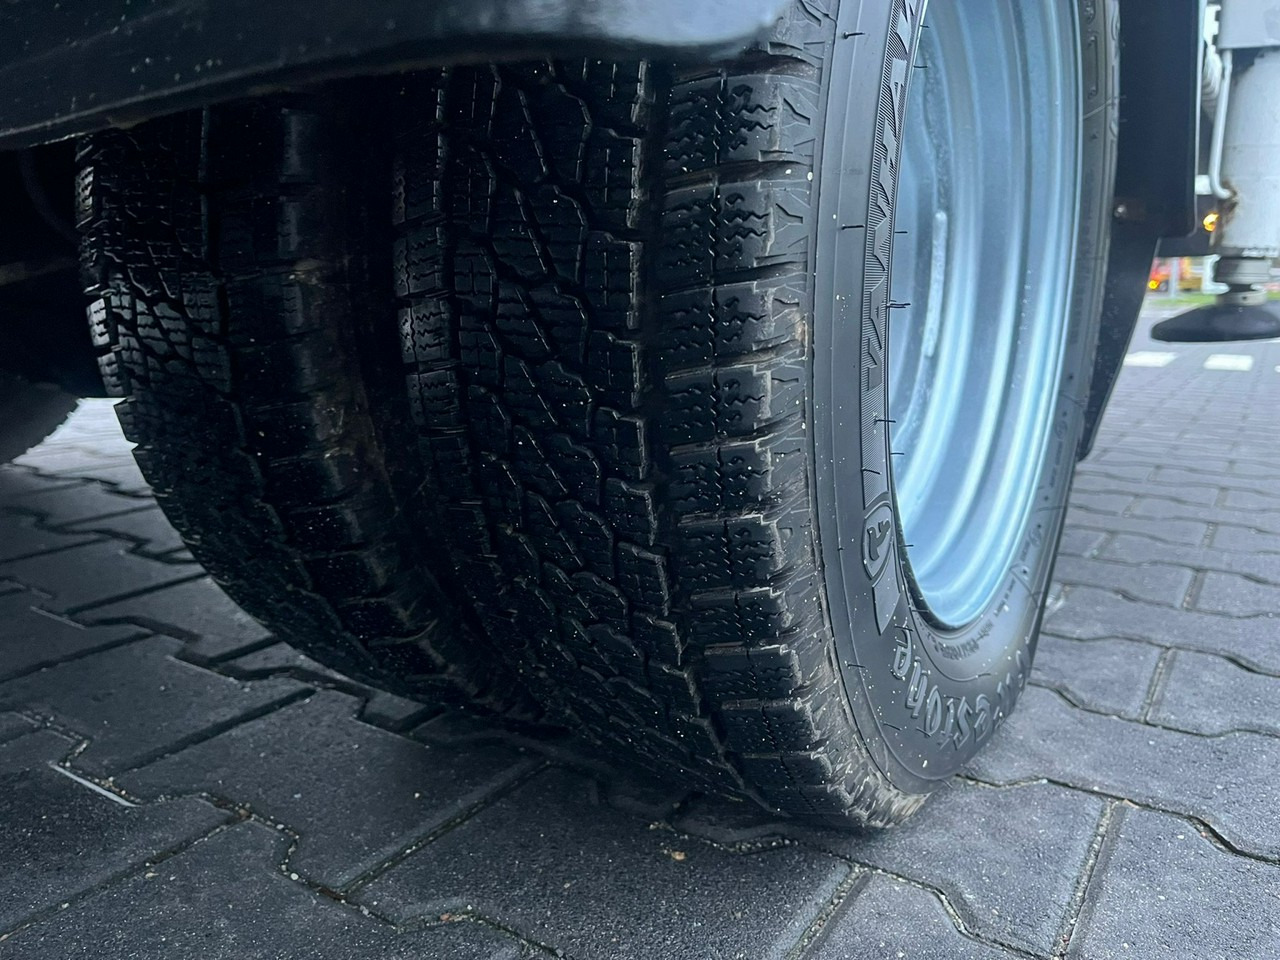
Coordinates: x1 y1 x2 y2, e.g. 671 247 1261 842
0 630 152 686
1049 798 1111 957
8 503 158 529
0 536 112 567
825 861 1042 960
1040 630 1280 687
1180 570 1207 611
0 818 246 946
960 772 1280 868
338 758 551 897
46 761 137 808
1020 682 1267 742
781 868 870 960
1053 801 1120 960
394 910 563 958
1136 649 1175 724
105 687 316 780
58 570 211 616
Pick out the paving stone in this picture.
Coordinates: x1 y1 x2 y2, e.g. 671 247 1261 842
119 690 538 889
0 512 99 564
60 505 186 558
0 591 141 681
65 461 151 496
1045 585 1280 672
6 481 154 528
223 643 435 732
356 766 848 960
1148 649 1280 737
1075 461 1156 483
0 540 203 613
1101 534 1280 585
1056 527 1108 559
79 576 273 662
0 711 36 744
1073 474 1221 508
795 782 1101 955
1067 491 1134 516
1211 522 1280 554
1153 467 1276 500
1061 509 1210 547
1052 555 1194 607
1129 497 1280 538
1193 571 1280 617
0 636 307 776
0 467 86 501
0 729 229 933
1069 807 1280 960
969 686 1280 860
1031 633 1160 719
11 446 140 477
2 819 532 959
807 875 1023 960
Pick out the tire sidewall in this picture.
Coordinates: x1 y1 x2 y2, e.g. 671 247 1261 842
811 0 1117 792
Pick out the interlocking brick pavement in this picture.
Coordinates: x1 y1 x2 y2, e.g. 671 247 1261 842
2 308 1279 959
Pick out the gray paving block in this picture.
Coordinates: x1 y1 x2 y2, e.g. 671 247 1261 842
0 729 229 933
0 540 202 613
61 505 187 558
223 642 435 732
0 512 99 564
790 782 1102 955
1056 527 1108 559
807 875 1023 960
1193 571 1280 617
3 819 532 959
1062 509 1210 547
1031 633 1160 719
1067 491 1134 516
1222 487 1280 513
1211 522 1280 554
80 576 273 662
0 711 36 743
357 767 848 960
12 446 140 477
1129 497 1280 538
0 636 306 776
0 591 140 681
1045 585 1280 671
1069 807 1280 960
1052 555 1194 607
119 690 538 889
6 481 154 528
1101 534 1280 585
1148 649 1280 737
1073 474 1221 508
0 467 87 501
1075 461 1155 483
66 461 151 496
969 686 1280 860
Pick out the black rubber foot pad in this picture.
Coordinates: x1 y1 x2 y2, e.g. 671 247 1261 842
1151 304 1280 343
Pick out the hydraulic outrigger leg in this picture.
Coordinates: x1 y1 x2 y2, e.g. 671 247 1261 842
1155 1 1280 343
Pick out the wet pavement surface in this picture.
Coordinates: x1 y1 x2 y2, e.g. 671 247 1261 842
1 308 1279 959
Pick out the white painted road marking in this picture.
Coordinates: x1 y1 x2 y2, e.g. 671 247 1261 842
1204 354 1255 372
1124 351 1178 368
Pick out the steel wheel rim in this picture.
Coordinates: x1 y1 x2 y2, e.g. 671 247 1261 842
888 0 1082 628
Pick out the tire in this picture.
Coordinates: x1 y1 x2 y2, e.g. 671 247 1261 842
77 100 537 718
390 0 1117 824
